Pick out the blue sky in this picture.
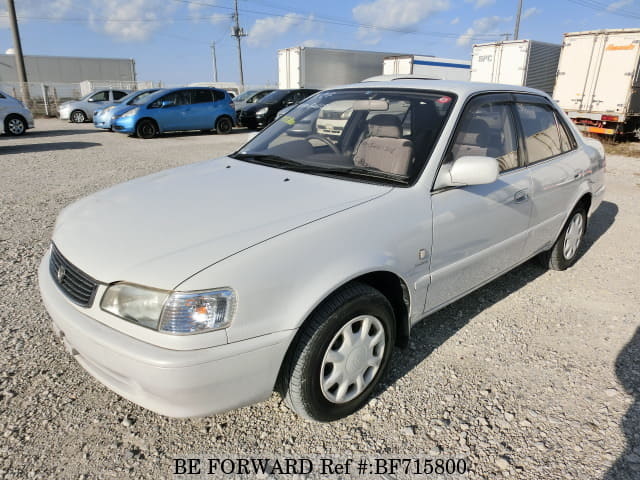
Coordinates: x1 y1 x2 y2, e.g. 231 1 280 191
0 0 639 86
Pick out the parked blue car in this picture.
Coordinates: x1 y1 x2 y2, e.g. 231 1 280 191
112 87 236 138
94 88 162 130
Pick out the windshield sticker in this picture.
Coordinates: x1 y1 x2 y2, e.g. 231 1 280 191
281 116 295 125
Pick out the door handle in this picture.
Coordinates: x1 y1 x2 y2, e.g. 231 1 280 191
514 189 529 203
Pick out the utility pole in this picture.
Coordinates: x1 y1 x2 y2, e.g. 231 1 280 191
210 42 218 82
514 0 523 40
501 33 511 41
6 0 29 103
231 0 247 87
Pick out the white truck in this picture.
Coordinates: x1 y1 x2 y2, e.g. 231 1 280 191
553 28 640 138
382 55 471 81
470 40 561 95
278 47 409 89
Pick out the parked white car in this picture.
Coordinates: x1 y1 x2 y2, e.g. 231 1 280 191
58 88 130 123
0 89 34 135
39 80 605 421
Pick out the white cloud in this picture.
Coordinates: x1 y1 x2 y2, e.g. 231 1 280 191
608 0 633 11
247 13 316 47
450 17 460 25
353 0 450 30
465 0 496 8
301 39 330 48
210 13 230 25
352 0 449 44
456 15 509 46
0 0 74 28
88 0 177 42
522 7 542 19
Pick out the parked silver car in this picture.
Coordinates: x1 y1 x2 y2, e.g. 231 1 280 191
0 89 34 135
39 80 605 421
58 89 130 123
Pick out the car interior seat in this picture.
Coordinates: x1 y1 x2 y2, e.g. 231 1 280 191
353 114 414 176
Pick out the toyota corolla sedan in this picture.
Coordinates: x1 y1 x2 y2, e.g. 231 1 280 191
94 88 162 130
39 80 605 422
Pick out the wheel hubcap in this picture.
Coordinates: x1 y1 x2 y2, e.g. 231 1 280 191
72 112 83 122
8 119 24 134
563 213 583 260
320 315 385 404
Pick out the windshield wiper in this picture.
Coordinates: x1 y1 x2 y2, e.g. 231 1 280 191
231 153 409 185
231 153 320 172
318 165 410 185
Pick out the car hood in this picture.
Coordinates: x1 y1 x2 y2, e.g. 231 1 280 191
241 103 272 114
52 157 391 289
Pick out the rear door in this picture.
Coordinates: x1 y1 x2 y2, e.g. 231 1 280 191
513 94 587 257
188 89 215 129
427 93 531 312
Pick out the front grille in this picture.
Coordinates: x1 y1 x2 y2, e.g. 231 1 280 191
49 244 98 307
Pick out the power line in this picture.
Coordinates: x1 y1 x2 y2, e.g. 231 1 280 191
566 0 640 20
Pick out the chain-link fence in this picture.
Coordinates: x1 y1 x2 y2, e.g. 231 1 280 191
0 81 161 117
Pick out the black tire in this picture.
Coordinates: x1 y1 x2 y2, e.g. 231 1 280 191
70 110 86 123
215 116 233 135
4 114 26 136
136 119 158 139
278 282 396 421
538 206 587 271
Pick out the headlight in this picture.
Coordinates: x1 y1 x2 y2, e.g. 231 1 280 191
103 106 115 114
256 107 268 115
120 107 139 118
101 283 236 334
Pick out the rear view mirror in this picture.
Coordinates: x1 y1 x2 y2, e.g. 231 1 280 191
444 156 499 187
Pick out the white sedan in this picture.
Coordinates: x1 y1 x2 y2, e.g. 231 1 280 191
39 80 605 421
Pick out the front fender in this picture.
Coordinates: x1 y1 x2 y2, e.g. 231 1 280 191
177 186 434 344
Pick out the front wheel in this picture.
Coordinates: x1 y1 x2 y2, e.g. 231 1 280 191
4 115 26 136
215 116 233 135
538 207 587 270
278 282 395 421
70 110 86 123
136 119 158 139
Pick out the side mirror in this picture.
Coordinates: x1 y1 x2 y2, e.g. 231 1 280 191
442 156 499 187
284 99 295 106
162 99 175 108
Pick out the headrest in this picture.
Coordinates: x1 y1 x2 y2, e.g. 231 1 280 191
368 114 402 138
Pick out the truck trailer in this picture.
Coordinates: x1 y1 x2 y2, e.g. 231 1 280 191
553 28 640 137
278 47 408 89
382 55 471 81
470 40 561 95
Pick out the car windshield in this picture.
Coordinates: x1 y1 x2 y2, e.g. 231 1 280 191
258 90 289 105
234 90 258 102
130 90 160 105
231 88 455 186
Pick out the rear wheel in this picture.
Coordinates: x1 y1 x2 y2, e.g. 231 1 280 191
215 116 233 135
538 206 587 270
4 115 26 136
278 282 395 421
136 119 158 139
70 110 86 123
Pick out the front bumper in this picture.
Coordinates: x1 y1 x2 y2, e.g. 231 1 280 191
238 114 267 129
38 253 296 418
112 116 136 133
93 117 112 129
58 109 70 121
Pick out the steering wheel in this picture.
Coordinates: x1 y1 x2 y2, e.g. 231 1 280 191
305 134 341 155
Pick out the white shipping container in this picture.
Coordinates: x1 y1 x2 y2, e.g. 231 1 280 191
553 28 640 136
383 55 471 81
470 40 561 95
278 47 407 89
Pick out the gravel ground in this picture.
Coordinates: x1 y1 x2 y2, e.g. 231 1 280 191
0 119 639 479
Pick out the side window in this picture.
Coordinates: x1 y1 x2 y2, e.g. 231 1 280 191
450 101 520 173
554 111 577 153
89 91 109 102
516 103 563 163
113 91 128 100
149 91 185 108
0 92 6 99
212 90 225 102
191 89 213 104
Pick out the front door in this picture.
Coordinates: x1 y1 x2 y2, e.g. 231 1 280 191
427 94 531 312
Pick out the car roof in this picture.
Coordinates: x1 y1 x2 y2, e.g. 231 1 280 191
331 79 550 99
